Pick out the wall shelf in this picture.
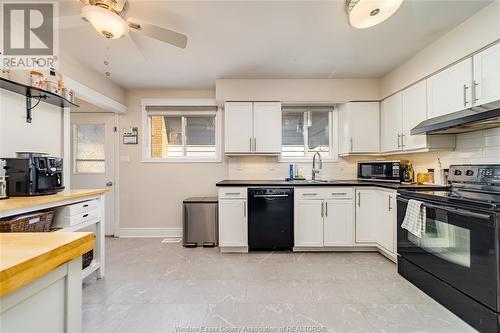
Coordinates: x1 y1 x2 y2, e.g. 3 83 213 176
0 77 79 123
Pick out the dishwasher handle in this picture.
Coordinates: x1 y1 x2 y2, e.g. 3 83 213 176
253 194 290 198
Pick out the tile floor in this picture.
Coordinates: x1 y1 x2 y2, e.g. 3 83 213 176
82 238 476 333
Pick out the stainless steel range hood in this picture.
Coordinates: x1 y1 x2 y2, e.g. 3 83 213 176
411 99 500 135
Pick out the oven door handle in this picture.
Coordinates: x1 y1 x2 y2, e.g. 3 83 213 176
397 197 492 220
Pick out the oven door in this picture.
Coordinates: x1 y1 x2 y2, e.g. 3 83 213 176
397 196 498 311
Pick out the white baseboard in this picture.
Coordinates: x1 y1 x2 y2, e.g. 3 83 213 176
119 227 182 238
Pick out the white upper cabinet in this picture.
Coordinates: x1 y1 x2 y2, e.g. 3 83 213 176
381 92 403 152
427 58 472 119
225 102 253 153
338 102 380 155
253 102 282 153
473 42 500 106
224 101 281 154
401 80 429 150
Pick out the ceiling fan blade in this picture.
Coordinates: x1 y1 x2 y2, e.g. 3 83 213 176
58 15 86 30
127 19 188 49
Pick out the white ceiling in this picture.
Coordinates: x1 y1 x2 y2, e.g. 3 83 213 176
58 0 492 89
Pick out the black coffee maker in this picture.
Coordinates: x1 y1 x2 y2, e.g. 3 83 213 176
2 152 65 196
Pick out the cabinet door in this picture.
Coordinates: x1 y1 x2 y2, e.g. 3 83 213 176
473 42 500 106
348 102 380 153
427 58 472 119
376 191 396 253
295 199 324 247
402 80 428 150
324 199 354 246
224 102 253 153
337 104 350 155
355 189 378 243
218 199 247 247
381 93 403 152
253 102 282 153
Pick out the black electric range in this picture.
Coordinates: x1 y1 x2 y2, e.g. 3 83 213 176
397 164 500 333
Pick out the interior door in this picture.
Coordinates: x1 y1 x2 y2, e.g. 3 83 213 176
224 102 253 153
427 58 472 118
71 112 116 236
381 93 403 152
473 42 500 106
402 80 428 150
253 102 282 153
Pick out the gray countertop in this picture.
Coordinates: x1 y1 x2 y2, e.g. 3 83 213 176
216 179 449 190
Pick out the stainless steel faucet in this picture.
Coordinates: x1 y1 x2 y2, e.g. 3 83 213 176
312 152 322 180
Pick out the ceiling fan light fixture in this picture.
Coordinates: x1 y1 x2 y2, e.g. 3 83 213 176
346 0 404 29
81 5 129 39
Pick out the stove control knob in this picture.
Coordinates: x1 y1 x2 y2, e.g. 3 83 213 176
454 170 462 176
466 170 474 176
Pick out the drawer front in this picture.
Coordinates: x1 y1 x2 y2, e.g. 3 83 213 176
58 199 99 217
55 208 100 227
218 187 247 199
295 188 325 199
326 188 353 199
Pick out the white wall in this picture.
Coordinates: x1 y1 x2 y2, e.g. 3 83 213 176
216 78 381 105
381 1 500 98
119 89 227 232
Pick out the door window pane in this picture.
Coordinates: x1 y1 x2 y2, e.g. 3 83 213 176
308 111 329 154
74 124 105 174
282 112 305 157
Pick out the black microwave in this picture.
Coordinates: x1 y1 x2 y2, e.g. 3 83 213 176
357 160 410 183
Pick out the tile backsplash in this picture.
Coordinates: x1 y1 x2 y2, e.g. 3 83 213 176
227 127 500 182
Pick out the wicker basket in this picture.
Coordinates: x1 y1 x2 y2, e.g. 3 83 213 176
0 210 55 232
82 250 94 269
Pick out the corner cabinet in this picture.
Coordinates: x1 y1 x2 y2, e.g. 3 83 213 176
338 102 380 155
381 80 455 154
294 188 354 248
224 102 281 154
218 188 248 249
355 188 396 255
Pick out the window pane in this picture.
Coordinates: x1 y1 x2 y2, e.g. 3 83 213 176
150 116 183 157
186 116 216 157
74 124 105 174
308 111 329 154
282 112 305 157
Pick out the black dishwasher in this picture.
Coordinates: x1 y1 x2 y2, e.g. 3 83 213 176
248 188 294 251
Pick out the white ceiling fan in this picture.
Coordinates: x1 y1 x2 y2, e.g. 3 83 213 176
61 0 188 49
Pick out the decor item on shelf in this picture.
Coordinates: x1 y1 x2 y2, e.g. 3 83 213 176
60 0 187 49
346 0 404 29
62 87 75 103
0 66 10 80
416 172 429 185
0 176 9 200
30 71 45 89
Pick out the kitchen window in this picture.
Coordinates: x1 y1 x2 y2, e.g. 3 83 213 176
281 106 336 159
142 100 221 162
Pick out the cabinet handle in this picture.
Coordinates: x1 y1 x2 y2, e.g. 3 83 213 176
226 192 241 195
331 192 347 196
249 137 252 151
303 193 318 196
401 133 405 148
321 201 324 217
357 192 361 207
397 133 401 149
243 202 246 217
325 201 328 217
388 195 392 211
463 84 469 107
350 138 353 152
473 80 479 103
253 137 257 151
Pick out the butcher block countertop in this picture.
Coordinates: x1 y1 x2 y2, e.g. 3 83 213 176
0 189 107 217
0 232 94 297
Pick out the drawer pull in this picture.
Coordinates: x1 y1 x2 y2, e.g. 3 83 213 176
331 192 347 195
225 192 241 195
302 193 318 196
83 214 89 218
83 204 89 208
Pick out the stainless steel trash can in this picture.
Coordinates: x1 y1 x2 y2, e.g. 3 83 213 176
183 197 218 247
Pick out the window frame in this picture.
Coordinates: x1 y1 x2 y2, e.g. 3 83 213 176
141 99 222 163
280 107 339 162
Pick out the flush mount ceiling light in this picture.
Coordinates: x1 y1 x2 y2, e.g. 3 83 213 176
81 4 129 39
346 0 404 29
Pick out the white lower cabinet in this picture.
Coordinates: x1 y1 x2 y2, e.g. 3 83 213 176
218 188 248 248
323 199 354 246
294 199 324 247
294 188 354 248
355 188 397 254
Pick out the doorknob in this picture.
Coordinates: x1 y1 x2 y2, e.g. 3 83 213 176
106 181 113 187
